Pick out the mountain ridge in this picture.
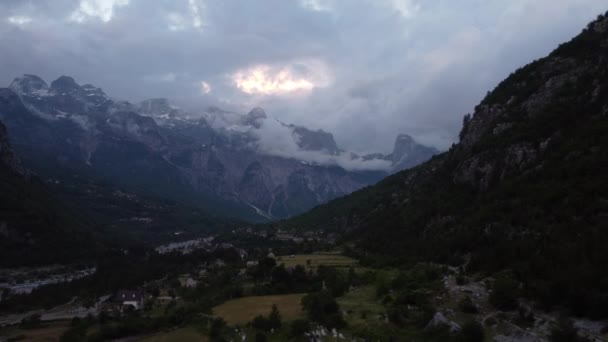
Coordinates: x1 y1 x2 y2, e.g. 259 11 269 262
1 77 437 221
281 12 608 318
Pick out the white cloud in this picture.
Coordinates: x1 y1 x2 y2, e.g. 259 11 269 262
7 15 32 26
70 0 129 23
300 0 332 12
200 81 211 94
167 12 187 31
188 0 204 29
389 0 420 18
143 73 179 83
252 117 391 171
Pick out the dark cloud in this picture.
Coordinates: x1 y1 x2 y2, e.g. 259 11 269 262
1 0 607 153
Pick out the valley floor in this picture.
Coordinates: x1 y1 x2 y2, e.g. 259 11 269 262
1 236 607 341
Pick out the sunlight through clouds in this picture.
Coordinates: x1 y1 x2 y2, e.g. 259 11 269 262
188 0 204 29
200 81 211 94
389 0 421 18
70 0 129 23
232 60 331 96
7 16 32 26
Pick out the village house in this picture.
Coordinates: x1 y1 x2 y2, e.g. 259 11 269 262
116 289 144 311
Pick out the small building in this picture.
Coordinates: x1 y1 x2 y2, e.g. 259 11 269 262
183 278 198 288
116 290 144 311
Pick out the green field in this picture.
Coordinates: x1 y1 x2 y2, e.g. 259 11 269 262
276 253 357 271
337 286 385 327
213 294 305 325
0 321 70 342
138 327 208 342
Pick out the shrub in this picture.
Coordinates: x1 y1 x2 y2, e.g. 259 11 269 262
255 332 267 342
301 290 346 329
290 319 311 337
549 319 591 342
458 296 478 314
489 276 519 311
459 320 484 342
209 317 227 341
252 315 272 332
269 304 282 329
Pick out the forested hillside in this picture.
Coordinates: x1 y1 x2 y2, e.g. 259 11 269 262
283 12 608 318
0 120 103 266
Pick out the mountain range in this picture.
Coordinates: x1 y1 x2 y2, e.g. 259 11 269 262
0 76 437 221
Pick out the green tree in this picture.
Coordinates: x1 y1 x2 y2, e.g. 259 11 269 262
549 319 591 342
269 304 282 329
489 276 519 311
459 320 484 342
290 319 311 337
209 317 227 341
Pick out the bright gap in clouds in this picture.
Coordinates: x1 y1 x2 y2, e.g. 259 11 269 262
70 0 129 23
232 60 331 96
7 16 32 26
200 81 211 94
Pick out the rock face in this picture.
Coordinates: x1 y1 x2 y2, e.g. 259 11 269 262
0 119 24 175
389 134 439 172
0 76 435 221
424 312 461 333
290 125 340 155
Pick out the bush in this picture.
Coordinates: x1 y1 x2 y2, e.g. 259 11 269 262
251 305 282 332
459 320 484 342
209 317 227 341
489 276 519 311
290 319 311 337
549 319 591 342
269 304 282 329
252 315 272 332
255 332 267 342
458 296 478 314
301 290 346 329
20 313 41 328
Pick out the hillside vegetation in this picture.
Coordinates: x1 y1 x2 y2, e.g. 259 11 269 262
283 12 608 319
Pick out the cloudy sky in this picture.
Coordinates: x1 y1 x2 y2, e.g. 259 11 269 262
1 0 607 153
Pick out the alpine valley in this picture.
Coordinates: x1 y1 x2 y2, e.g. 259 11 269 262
1 5 608 342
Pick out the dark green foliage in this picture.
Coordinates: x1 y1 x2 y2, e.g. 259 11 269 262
301 290 346 329
60 317 91 342
458 296 478 314
19 313 41 328
458 320 484 342
252 315 273 332
0 153 104 267
251 305 282 332
290 319 311 337
254 332 267 342
279 13 608 319
489 276 519 311
549 319 591 342
209 317 227 341
269 304 282 329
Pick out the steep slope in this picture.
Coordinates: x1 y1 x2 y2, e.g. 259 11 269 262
0 118 102 267
285 13 608 318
